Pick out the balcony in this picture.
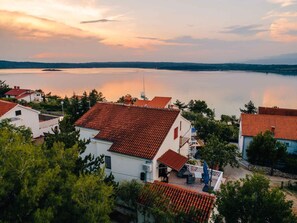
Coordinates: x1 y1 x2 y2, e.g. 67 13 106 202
166 163 223 193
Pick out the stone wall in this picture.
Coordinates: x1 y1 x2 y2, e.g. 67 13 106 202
247 164 297 180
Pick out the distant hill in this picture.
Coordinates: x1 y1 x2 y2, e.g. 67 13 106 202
0 60 297 76
246 53 297 65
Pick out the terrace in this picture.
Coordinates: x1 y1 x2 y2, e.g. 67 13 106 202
165 164 223 193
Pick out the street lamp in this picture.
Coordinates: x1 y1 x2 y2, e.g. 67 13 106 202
61 101 64 116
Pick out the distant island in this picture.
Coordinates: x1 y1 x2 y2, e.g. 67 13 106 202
42 68 62 71
0 60 296 76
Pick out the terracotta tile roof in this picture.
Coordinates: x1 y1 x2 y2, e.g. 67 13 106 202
157 149 188 171
16 92 34 99
149 97 172 108
0 100 17 117
259 107 297 116
241 113 297 140
139 181 215 223
134 96 172 108
75 103 180 159
134 99 150 106
5 88 29 97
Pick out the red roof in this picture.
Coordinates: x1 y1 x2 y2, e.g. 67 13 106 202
134 96 172 108
134 99 149 106
259 107 297 116
139 181 215 223
157 149 188 171
5 88 29 97
75 103 180 159
0 100 17 117
241 113 297 140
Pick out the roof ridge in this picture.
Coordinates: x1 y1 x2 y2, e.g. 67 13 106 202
0 99 17 105
101 101 179 112
152 181 215 198
242 113 297 119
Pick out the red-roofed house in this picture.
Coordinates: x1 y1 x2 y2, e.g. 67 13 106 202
134 96 172 108
75 102 191 182
0 100 61 138
138 181 215 223
239 112 297 159
5 86 42 102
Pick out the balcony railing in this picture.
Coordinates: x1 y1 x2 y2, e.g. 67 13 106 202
185 163 223 191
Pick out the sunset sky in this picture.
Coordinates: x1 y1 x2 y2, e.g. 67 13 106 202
1 0 297 62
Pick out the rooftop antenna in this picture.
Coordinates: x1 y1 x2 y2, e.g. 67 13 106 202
141 73 146 100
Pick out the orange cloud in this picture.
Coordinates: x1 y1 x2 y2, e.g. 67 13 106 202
267 0 297 7
0 10 103 41
270 18 297 42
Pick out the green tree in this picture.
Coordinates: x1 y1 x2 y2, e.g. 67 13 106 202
240 100 257 114
0 123 114 223
0 119 32 141
0 80 10 97
215 174 297 223
192 115 238 142
44 116 103 175
174 99 187 110
247 130 287 175
80 91 90 114
89 89 104 107
116 180 144 222
188 99 214 119
201 135 239 170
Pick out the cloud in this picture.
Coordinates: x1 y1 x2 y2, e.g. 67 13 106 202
222 25 267 35
80 19 118 24
267 0 297 7
0 10 104 41
264 10 297 19
136 36 164 41
270 18 297 41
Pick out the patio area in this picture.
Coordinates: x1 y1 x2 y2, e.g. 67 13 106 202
164 164 223 193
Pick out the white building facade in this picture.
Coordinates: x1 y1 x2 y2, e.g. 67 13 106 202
76 103 191 183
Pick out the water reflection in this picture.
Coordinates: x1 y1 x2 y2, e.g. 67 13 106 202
0 68 296 117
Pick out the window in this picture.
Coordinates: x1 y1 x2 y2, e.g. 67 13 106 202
174 127 178 140
15 110 22 116
105 156 111 169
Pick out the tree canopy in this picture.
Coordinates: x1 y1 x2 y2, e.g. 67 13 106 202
0 80 10 97
215 174 297 223
201 135 239 170
247 130 287 175
0 121 114 223
240 100 257 114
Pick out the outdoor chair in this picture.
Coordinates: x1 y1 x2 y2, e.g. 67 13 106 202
176 165 188 178
186 173 196 184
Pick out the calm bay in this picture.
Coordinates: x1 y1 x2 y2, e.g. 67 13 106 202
0 68 296 117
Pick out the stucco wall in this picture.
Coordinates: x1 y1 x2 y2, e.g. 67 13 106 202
242 136 297 160
78 112 191 183
1 105 40 138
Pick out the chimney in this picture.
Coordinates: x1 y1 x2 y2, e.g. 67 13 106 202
17 86 20 89
271 126 275 134
14 86 17 89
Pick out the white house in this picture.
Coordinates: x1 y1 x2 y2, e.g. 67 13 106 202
0 100 61 138
75 102 192 183
239 107 297 160
5 86 42 102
